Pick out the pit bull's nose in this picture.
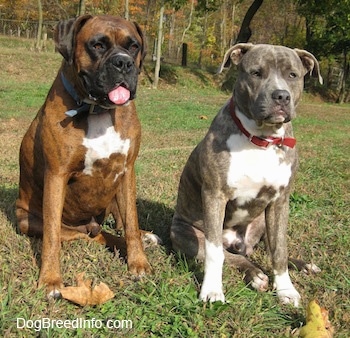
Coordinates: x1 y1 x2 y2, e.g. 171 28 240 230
272 90 290 105
111 54 133 73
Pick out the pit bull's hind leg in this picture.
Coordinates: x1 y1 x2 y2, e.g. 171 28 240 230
170 215 269 297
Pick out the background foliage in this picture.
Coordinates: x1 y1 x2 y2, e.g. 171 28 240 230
0 0 349 101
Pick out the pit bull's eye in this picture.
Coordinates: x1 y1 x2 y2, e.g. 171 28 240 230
251 70 262 78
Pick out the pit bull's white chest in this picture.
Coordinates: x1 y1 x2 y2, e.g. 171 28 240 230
82 113 130 176
226 133 292 205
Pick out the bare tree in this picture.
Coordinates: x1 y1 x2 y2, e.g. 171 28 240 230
78 0 86 16
153 1 165 89
35 0 43 51
235 0 264 43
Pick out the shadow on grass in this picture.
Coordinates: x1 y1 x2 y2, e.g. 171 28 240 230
0 185 17 227
0 183 174 264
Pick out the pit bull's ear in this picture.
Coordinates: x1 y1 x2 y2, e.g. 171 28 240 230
54 15 93 64
133 21 146 70
294 49 323 85
218 43 254 73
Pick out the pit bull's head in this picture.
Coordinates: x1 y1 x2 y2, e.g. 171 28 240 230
219 43 322 127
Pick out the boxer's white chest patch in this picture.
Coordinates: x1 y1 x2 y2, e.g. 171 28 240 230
82 113 130 176
226 133 291 205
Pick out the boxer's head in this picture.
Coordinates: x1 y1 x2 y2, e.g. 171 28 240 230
55 15 146 108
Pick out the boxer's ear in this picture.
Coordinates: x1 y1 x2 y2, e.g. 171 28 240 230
294 49 323 85
133 21 146 70
218 43 254 73
55 15 92 64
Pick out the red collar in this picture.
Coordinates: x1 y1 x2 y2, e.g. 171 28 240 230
229 98 296 149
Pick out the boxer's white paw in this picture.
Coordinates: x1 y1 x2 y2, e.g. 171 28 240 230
48 288 61 300
251 272 269 292
303 263 321 274
199 286 225 303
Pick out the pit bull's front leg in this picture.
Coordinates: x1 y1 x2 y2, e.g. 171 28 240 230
199 189 226 303
265 194 301 307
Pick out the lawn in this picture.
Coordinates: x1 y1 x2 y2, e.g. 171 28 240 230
0 36 349 337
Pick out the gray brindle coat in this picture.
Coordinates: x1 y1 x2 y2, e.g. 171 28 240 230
171 43 322 306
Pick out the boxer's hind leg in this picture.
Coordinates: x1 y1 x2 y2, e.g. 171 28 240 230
17 206 125 247
170 214 269 292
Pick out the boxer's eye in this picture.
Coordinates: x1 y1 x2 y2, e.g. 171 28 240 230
93 43 105 51
128 43 139 53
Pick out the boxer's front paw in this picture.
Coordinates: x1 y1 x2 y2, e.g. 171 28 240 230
38 275 63 299
127 254 152 276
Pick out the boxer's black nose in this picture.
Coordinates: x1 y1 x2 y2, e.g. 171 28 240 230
111 54 133 73
272 90 290 105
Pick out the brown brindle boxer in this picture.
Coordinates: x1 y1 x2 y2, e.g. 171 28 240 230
16 15 157 298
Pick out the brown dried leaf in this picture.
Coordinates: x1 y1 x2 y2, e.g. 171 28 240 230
60 272 114 306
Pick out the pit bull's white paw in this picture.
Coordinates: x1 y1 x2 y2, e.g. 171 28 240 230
251 272 269 292
273 271 300 307
303 263 321 274
142 232 162 247
276 287 301 307
199 286 225 303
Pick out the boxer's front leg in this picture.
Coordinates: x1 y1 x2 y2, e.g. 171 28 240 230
38 171 67 298
115 166 151 275
199 188 226 303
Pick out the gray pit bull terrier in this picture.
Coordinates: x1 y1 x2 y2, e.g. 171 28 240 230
170 43 323 306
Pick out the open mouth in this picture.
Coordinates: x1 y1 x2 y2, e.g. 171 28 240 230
107 84 131 105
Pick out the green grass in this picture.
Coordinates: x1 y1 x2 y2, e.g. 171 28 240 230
0 36 349 337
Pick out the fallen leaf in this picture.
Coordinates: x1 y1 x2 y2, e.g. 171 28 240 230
60 272 114 306
199 115 208 120
299 299 334 338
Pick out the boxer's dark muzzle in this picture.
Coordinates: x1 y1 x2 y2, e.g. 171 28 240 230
79 48 140 108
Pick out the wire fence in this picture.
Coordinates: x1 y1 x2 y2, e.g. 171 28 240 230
0 18 57 39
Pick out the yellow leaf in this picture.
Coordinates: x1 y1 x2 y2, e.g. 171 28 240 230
299 299 334 338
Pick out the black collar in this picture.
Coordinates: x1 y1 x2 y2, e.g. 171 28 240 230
60 72 108 117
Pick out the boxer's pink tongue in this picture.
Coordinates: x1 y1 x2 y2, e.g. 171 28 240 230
108 86 130 105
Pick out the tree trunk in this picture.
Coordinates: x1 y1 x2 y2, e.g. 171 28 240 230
153 2 164 89
78 0 86 15
221 0 264 90
125 0 129 20
177 0 195 60
235 0 264 43
35 0 43 51
337 49 349 104
198 11 208 69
